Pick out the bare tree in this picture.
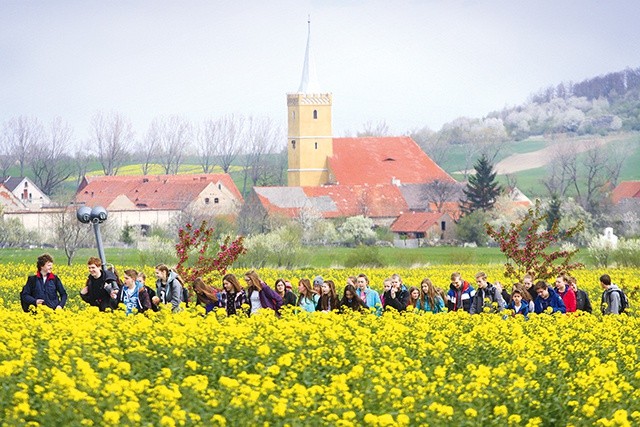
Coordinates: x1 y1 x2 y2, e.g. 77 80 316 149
4 116 43 176
30 118 75 196
410 125 451 167
139 120 161 175
357 120 392 137
215 114 245 173
74 148 94 188
581 142 610 213
542 139 577 197
195 119 217 173
421 180 462 213
89 111 133 176
49 206 92 265
156 116 191 175
0 131 16 177
241 116 284 194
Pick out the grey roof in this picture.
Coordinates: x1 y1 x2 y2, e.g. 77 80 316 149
398 182 465 211
254 187 310 209
1 176 25 192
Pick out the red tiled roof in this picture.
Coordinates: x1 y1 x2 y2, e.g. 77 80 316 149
390 211 448 233
329 137 455 186
611 181 640 204
75 174 243 210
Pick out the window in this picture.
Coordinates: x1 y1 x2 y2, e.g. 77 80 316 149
313 110 318 119
205 198 210 204
292 111 296 120
218 184 221 190
291 140 296 149
441 221 446 231
315 142 318 149
214 198 219 204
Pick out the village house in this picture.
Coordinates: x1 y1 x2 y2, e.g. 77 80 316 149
73 173 243 232
1 176 51 209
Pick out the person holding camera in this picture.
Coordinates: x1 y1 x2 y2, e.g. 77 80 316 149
80 256 119 311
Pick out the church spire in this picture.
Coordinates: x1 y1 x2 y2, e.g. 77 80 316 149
298 16 321 93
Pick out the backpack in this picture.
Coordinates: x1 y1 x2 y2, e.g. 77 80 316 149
602 288 629 314
182 285 190 307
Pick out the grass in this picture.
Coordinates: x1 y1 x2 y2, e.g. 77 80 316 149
1 245 594 269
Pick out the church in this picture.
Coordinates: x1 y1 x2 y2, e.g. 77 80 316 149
250 22 461 237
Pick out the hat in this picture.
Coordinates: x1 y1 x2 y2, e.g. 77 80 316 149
313 276 324 286
285 281 293 291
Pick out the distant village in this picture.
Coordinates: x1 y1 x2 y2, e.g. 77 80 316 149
2 27 640 249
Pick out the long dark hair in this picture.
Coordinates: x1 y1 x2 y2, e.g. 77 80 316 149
319 280 339 311
340 284 366 312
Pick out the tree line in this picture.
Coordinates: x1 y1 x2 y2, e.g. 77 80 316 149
0 113 287 198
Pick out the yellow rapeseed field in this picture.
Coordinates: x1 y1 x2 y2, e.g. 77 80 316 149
1 263 639 426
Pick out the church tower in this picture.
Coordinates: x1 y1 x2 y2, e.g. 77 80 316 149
287 19 333 187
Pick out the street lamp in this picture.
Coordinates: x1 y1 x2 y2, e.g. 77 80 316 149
76 205 109 266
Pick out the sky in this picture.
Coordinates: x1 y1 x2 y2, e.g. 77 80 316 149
2 0 640 147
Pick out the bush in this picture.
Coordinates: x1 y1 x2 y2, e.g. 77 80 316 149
238 226 307 269
455 210 491 246
343 245 386 268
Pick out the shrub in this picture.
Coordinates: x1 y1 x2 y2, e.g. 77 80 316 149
343 245 386 268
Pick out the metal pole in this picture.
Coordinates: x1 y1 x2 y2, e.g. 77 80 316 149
93 222 107 266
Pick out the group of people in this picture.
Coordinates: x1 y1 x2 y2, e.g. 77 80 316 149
19 253 627 317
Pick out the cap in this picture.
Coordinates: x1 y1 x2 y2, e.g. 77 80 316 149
313 276 324 286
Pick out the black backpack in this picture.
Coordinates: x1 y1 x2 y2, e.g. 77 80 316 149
602 288 629 314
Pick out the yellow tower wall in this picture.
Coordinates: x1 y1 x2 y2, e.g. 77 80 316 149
287 93 333 187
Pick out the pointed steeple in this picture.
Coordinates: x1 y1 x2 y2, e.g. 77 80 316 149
298 16 321 93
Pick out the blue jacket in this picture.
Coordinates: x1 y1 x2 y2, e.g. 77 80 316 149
416 296 445 313
356 287 382 315
20 272 67 311
534 287 566 314
506 300 530 316
446 281 475 312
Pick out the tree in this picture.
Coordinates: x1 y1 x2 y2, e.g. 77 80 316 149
49 206 92 265
546 194 562 232
485 199 584 281
241 116 283 194
338 215 376 246
196 119 218 174
30 118 75 195
215 114 245 174
455 210 491 246
421 179 461 213
174 221 246 284
156 116 192 175
139 120 161 175
461 154 501 214
0 131 16 178
4 116 43 176
89 111 132 176
356 120 392 137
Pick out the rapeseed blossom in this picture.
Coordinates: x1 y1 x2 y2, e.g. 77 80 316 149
0 263 639 425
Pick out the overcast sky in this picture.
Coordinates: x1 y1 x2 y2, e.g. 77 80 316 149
2 0 639 146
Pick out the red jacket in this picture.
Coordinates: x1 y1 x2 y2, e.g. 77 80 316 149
557 287 577 312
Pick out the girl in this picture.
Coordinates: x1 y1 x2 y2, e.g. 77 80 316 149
407 286 420 309
118 269 151 315
416 278 445 313
218 273 246 316
193 277 218 314
244 270 282 316
339 284 368 312
316 280 339 312
275 278 297 306
297 278 318 312
380 277 392 308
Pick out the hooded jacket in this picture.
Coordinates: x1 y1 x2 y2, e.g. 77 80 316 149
534 287 566 314
446 281 475 312
156 270 183 312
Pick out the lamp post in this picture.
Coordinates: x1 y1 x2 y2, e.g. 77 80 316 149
76 205 109 267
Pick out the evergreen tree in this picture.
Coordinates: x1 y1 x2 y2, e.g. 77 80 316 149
546 194 562 231
461 154 502 214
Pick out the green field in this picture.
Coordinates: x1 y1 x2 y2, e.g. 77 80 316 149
0 245 595 269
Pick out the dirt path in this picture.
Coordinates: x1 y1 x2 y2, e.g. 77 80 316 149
493 137 611 175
